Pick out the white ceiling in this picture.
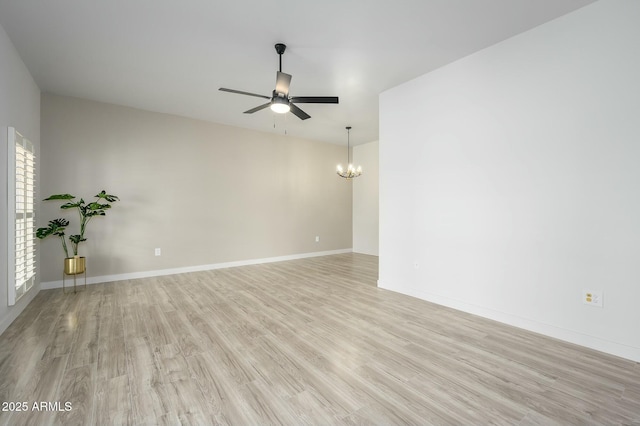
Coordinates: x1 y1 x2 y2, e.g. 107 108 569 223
0 0 596 146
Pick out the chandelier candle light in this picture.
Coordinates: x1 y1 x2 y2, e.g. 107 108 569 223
337 126 362 179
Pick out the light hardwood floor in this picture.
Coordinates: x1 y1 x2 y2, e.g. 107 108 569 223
1 253 639 425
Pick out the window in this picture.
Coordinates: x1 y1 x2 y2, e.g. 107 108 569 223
8 127 36 305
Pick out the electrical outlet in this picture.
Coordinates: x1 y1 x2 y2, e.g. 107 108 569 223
315 236 320 242
583 289 603 307
154 248 161 256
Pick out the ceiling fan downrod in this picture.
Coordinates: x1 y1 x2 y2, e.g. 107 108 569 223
275 43 286 72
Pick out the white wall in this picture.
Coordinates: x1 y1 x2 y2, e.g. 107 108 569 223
40 94 352 285
380 0 640 361
353 140 379 255
0 23 41 334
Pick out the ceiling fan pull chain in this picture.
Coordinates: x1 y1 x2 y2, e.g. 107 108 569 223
283 109 287 135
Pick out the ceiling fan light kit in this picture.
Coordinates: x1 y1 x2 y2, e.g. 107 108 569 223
270 95 290 113
219 43 338 120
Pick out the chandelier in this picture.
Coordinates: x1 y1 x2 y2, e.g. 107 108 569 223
336 126 362 179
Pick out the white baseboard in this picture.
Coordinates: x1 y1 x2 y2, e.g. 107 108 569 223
41 248 353 290
377 280 640 363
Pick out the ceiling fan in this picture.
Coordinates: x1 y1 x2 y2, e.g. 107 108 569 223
219 43 338 120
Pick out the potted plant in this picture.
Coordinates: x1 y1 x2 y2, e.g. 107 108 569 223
36 190 119 275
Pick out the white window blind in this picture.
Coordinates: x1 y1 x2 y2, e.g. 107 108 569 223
8 127 36 306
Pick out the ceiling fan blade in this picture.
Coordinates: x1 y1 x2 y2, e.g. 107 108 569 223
275 71 292 95
219 88 271 100
244 102 272 114
289 103 311 120
290 96 339 104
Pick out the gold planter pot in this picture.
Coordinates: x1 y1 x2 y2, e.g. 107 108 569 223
64 256 86 274
63 256 86 293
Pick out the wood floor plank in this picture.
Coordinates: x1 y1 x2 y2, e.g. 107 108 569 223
121 302 148 341
96 337 126 380
1 354 68 426
67 319 99 369
239 377 301 425
187 350 273 425
0 335 48 404
96 292 124 343
0 253 639 425
142 304 176 350
53 364 96 426
92 375 132 426
153 343 191 383
162 310 208 357
170 378 219 424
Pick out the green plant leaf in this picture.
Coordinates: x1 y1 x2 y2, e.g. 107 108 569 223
95 190 119 203
36 227 53 239
69 235 86 244
61 201 82 209
43 194 75 201
36 218 69 239
87 202 111 210
52 218 70 227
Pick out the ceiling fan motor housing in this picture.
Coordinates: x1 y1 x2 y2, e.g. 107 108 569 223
274 43 286 55
272 95 289 106
273 90 288 99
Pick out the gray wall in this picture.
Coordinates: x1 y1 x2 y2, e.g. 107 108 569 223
0 23 41 333
40 94 352 283
353 140 379 256
380 0 640 361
